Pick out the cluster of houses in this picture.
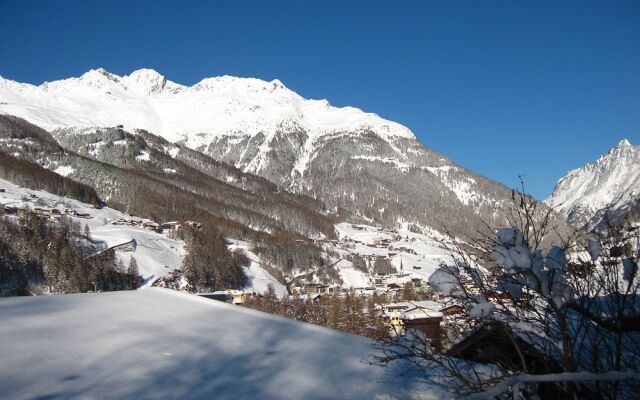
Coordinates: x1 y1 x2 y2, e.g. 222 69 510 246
2 204 92 220
372 271 416 289
108 218 203 235
108 219 182 233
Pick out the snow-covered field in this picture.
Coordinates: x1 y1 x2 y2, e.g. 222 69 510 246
0 179 184 286
0 288 447 399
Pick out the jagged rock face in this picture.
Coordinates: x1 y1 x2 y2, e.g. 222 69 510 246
206 125 522 234
546 139 640 230
0 68 559 235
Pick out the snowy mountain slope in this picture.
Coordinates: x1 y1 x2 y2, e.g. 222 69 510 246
0 288 446 399
0 68 413 149
546 139 640 229
0 178 184 285
0 68 563 237
0 115 335 240
227 239 288 296
333 222 454 284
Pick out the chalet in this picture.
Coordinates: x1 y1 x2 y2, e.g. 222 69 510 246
143 221 160 231
199 290 249 305
447 321 562 378
291 293 324 303
387 283 402 290
184 220 202 229
354 287 377 296
439 304 464 316
4 206 26 216
381 300 445 349
304 283 330 294
373 276 386 287
373 272 413 290
373 239 387 247
160 221 180 233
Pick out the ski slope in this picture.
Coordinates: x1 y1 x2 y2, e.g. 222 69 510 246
0 288 446 399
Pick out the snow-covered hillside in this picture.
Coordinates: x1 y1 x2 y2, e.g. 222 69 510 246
546 139 640 229
0 288 445 399
331 222 454 287
227 239 288 297
0 178 184 286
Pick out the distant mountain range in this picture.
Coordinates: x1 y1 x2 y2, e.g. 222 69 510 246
0 68 562 237
546 139 640 230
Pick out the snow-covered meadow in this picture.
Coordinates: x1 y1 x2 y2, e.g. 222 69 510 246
0 288 448 399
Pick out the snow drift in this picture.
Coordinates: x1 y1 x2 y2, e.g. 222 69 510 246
0 288 445 399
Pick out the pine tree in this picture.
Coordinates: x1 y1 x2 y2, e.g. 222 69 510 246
401 282 415 301
127 256 139 289
262 284 279 315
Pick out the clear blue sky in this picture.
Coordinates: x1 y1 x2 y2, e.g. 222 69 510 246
1 0 638 199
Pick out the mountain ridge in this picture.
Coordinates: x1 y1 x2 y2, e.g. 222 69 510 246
546 138 640 229
0 68 568 238
0 68 415 143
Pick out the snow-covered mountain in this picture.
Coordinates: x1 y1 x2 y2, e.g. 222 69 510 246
0 68 565 236
546 139 640 229
0 67 413 152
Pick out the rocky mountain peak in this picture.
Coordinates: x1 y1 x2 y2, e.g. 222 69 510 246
546 139 640 229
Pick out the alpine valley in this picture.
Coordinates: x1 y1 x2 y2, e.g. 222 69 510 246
0 68 568 293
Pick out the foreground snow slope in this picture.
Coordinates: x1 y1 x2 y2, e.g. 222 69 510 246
0 289 445 399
